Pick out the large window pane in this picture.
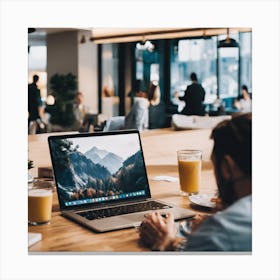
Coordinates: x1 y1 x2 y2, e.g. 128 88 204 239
217 33 239 99
28 46 47 70
102 44 119 97
101 43 119 117
135 41 159 90
28 46 47 100
240 32 252 94
170 37 217 108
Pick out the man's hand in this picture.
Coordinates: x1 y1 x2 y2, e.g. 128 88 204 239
139 212 178 251
190 214 210 232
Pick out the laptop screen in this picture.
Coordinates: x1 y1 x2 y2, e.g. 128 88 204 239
48 130 150 210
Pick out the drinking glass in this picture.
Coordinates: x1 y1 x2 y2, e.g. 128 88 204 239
177 150 202 196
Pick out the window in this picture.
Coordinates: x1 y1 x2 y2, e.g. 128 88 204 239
128 31 252 113
101 44 119 97
28 46 47 70
100 43 120 117
28 46 47 100
217 33 239 99
240 32 252 94
170 37 217 108
135 41 159 90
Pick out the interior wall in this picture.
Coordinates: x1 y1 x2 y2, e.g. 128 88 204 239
46 31 78 89
78 30 98 114
46 30 98 113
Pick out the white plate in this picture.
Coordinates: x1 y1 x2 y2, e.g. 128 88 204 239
189 193 216 208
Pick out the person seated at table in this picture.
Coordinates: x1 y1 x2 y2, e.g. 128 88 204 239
146 81 166 129
124 94 149 130
128 79 146 106
125 81 162 130
104 81 164 131
72 91 90 130
234 85 252 112
139 112 252 251
177 72 206 116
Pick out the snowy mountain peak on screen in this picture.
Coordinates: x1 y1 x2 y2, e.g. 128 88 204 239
99 152 124 174
85 147 124 174
85 147 108 163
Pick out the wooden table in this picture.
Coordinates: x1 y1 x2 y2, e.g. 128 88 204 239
28 128 217 252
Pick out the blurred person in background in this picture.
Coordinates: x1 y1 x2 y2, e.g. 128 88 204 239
178 72 206 116
73 91 90 131
234 85 252 112
28 74 45 134
125 81 161 130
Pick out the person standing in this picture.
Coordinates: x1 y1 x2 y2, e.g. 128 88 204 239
28 74 43 121
180 72 206 116
28 74 44 133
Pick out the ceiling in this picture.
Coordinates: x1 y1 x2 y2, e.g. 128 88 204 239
28 27 252 45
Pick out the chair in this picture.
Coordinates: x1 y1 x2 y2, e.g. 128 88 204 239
103 116 125 132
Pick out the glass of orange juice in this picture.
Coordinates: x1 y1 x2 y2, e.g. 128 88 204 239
177 150 202 196
28 184 53 225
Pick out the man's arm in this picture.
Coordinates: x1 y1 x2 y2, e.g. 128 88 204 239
179 86 189 102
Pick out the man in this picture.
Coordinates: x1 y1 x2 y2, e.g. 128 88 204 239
180 72 205 116
28 74 43 123
139 113 252 251
73 92 90 131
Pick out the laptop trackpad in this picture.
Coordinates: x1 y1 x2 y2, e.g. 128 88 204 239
89 212 147 232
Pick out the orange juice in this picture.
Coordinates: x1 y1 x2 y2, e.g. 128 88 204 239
28 189 53 224
178 160 201 194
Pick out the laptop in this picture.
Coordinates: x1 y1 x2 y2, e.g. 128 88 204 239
48 130 195 232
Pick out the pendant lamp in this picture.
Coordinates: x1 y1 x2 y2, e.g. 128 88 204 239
218 28 239 48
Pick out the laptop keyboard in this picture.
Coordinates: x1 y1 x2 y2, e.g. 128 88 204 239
76 201 172 221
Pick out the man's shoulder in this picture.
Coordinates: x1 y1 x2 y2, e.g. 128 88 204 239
186 196 252 251
188 83 204 91
28 83 39 91
197 196 251 231
222 195 252 217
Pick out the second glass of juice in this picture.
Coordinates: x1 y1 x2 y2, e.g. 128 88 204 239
177 150 202 196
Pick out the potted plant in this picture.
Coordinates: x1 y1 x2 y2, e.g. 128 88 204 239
46 73 78 128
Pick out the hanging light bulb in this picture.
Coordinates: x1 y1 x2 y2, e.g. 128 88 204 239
136 35 154 52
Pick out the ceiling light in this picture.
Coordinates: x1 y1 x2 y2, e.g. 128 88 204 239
136 40 154 52
218 28 239 48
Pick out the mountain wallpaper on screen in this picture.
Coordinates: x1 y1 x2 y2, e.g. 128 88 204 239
50 139 148 204
85 147 124 174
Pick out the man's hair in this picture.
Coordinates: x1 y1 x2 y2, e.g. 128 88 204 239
242 85 248 92
33 75 39 83
190 72 197 82
211 113 252 176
